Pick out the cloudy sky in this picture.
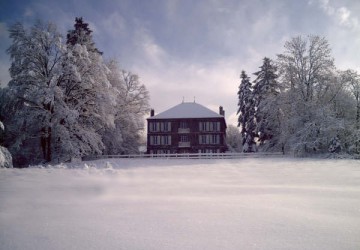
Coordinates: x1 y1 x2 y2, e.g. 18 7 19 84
1 0 359 126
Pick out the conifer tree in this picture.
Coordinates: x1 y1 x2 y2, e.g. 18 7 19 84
237 71 256 152
66 17 102 54
252 57 281 149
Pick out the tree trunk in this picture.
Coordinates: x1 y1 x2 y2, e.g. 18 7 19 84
41 128 47 160
46 126 52 162
356 94 359 130
41 126 52 162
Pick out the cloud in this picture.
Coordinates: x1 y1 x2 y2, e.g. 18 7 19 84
315 0 359 31
132 50 242 126
24 7 34 17
124 1 292 126
0 22 11 87
133 27 167 67
308 0 360 72
0 61 11 87
2 0 360 124
0 22 7 38
101 12 126 37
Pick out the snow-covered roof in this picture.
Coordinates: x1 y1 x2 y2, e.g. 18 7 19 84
148 102 224 119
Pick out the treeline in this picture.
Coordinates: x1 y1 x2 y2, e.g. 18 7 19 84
237 35 360 157
0 18 150 167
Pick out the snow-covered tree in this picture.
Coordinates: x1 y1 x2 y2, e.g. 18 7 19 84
237 71 256 152
340 70 360 155
2 18 151 165
342 70 360 128
6 21 65 164
276 35 346 155
0 120 13 168
252 57 281 150
103 60 150 154
56 17 113 161
277 35 335 102
226 125 243 152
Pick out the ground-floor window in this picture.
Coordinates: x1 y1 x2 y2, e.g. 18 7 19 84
149 149 171 154
198 148 220 153
157 149 170 154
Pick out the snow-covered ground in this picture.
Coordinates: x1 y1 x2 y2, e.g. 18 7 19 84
0 157 359 250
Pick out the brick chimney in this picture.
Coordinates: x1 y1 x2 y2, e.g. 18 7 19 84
219 106 225 116
150 109 155 117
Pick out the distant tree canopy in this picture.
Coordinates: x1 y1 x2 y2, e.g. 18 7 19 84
0 18 150 167
237 35 360 157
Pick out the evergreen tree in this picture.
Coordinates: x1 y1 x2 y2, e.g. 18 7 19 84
237 71 256 152
66 17 102 54
252 57 281 150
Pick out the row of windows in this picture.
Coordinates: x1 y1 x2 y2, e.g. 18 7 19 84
149 135 221 145
149 150 171 154
199 122 221 132
199 149 221 153
149 121 221 132
149 136 172 145
149 149 221 154
149 122 171 132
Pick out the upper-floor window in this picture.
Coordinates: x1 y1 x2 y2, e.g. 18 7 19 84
149 122 171 132
150 122 157 132
163 122 169 131
199 121 220 132
180 121 188 129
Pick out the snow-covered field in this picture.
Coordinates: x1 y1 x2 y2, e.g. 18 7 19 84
0 157 359 250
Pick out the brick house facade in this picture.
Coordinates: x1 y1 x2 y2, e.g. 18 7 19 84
147 102 227 154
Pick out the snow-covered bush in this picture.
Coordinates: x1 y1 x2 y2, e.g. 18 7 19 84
0 121 13 168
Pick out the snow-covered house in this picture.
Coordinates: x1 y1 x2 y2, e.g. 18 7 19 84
147 102 227 154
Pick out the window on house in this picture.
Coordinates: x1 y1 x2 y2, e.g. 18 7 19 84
163 122 168 131
212 134 219 144
180 135 189 142
150 122 155 132
199 135 207 144
180 121 188 129
202 122 207 131
153 136 159 145
213 122 220 131
162 135 171 145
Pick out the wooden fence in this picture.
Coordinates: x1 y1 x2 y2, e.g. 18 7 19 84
83 152 285 161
